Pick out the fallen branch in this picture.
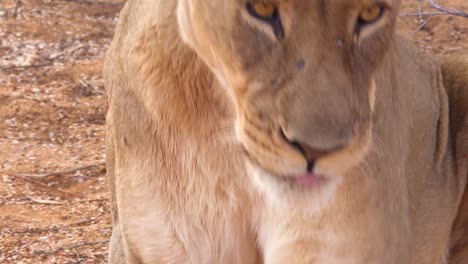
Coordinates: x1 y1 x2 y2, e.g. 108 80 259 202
35 240 109 256
1 161 106 178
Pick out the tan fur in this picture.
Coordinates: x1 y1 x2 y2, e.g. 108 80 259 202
104 0 468 263
440 56 468 264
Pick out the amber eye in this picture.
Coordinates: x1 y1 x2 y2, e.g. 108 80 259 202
247 2 276 20
358 5 384 24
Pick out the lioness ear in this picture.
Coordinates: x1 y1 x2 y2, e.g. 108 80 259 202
176 1 218 68
176 1 231 89
177 0 196 48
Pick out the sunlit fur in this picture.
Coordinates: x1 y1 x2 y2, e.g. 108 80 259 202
104 0 468 263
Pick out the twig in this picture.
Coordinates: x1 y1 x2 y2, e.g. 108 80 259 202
400 12 452 17
13 0 21 18
418 0 423 23
12 176 88 198
2 216 108 235
65 217 101 227
413 15 434 35
58 0 124 6
73 248 81 261
8 197 108 205
76 198 109 203
0 62 53 70
426 0 468 18
1 162 106 178
80 79 92 89
27 196 66 205
47 43 86 61
35 240 109 255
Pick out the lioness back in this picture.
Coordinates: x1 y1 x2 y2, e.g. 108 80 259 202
105 0 467 263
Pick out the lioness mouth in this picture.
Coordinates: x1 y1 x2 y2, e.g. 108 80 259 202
266 169 326 189
243 145 326 188
294 172 324 187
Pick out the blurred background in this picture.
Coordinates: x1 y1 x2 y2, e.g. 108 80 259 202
0 0 466 263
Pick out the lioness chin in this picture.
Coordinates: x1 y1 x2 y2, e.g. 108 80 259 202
104 0 468 263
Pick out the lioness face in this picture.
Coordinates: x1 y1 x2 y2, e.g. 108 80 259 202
178 0 399 194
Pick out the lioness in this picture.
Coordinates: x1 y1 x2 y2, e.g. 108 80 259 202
104 0 468 263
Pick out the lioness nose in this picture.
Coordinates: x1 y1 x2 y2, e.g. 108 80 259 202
290 141 334 168
280 129 341 170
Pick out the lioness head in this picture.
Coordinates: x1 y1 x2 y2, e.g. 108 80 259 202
177 0 399 199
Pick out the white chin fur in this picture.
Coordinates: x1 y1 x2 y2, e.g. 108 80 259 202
247 162 341 215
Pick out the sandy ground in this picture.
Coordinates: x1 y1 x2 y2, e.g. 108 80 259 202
0 0 467 263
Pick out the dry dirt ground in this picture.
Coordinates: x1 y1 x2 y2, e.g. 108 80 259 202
0 0 467 263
